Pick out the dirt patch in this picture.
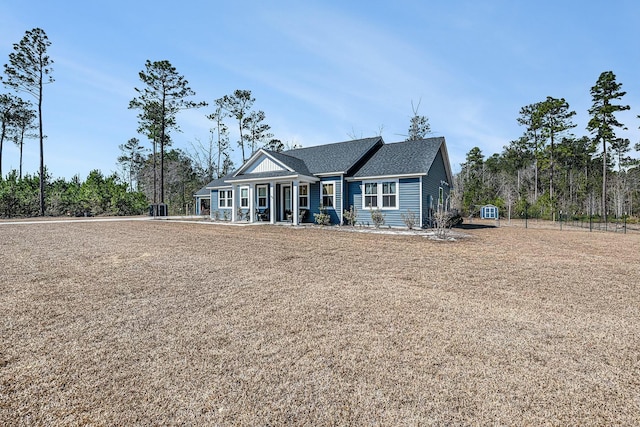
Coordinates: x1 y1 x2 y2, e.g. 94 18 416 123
1 221 639 425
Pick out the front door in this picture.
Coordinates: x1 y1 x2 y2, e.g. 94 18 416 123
281 185 292 221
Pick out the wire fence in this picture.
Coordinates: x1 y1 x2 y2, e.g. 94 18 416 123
484 216 639 234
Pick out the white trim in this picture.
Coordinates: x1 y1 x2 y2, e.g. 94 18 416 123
231 185 238 222
361 178 399 210
240 186 249 209
315 171 345 177
218 189 233 209
280 184 292 221
269 182 276 224
233 149 294 176
249 184 255 223
224 174 319 184
438 140 455 185
298 183 309 209
345 173 425 182
293 180 299 224
339 175 344 225
321 181 336 209
419 176 423 228
256 184 268 208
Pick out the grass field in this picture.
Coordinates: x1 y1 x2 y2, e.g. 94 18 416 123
1 220 639 425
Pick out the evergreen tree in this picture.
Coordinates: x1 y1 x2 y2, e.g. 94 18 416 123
538 96 576 212
2 28 54 216
207 102 231 178
406 99 431 141
10 97 36 179
516 102 543 200
216 90 254 163
129 60 206 205
587 71 629 222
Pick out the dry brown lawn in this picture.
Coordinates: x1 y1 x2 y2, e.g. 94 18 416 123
1 220 639 425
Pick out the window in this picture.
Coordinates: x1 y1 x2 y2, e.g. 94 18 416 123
438 187 444 206
362 180 398 209
382 182 396 208
322 183 335 207
257 185 268 208
218 190 232 208
364 182 377 208
240 187 249 208
298 184 309 208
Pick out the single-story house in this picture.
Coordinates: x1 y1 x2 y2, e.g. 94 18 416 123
194 136 453 227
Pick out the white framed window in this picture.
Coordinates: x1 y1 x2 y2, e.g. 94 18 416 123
364 182 377 208
362 180 398 209
438 187 444 206
298 184 309 208
257 185 268 208
321 182 335 208
382 182 397 208
218 190 232 208
240 187 249 208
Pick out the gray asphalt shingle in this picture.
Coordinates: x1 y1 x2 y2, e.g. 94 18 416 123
351 137 445 177
282 137 382 175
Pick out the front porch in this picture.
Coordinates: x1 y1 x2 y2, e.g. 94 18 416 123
224 178 316 225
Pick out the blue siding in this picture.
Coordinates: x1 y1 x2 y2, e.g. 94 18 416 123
211 189 233 221
422 149 450 226
308 176 342 224
347 181 362 211
307 182 320 221
347 178 420 227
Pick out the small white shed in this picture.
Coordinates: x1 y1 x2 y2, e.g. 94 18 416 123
480 204 499 219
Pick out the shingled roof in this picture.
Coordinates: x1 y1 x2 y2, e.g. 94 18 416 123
351 137 446 178
204 175 233 189
260 150 312 176
283 136 383 175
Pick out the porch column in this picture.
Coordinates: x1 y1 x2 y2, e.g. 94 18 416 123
249 184 255 223
210 190 215 220
231 184 238 222
269 181 276 224
292 180 299 225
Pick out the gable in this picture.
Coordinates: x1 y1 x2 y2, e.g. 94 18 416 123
283 137 382 175
351 138 445 178
244 154 288 174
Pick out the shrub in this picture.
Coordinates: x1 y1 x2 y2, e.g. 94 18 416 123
314 206 331 225
433 209 457 239
343 205 358 226
400 208 417 229
370 207 385 228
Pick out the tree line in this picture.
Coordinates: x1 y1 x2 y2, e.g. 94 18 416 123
124 60 288 213
0 28 288 217
0 169 147 217
455 71 640 222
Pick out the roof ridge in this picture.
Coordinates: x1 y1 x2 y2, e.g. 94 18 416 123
284 136 382 153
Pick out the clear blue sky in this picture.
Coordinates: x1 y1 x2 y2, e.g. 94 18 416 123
1 0 639 180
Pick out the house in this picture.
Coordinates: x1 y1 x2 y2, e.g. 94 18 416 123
193 136 453 228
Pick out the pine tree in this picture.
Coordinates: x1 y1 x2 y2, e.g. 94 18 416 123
587 71 629 222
